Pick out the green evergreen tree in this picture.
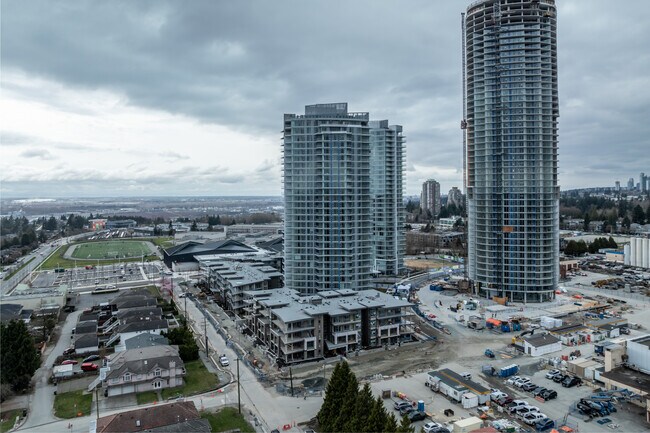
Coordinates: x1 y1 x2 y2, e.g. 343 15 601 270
0 320 40 392
347 383 374 432
396 414 414 433
632 205 646 224
335 373 359 431
384 412 399 433
364 396 389 433
318 362 348 432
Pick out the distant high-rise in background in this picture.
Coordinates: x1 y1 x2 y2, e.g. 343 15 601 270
615 181 621 192
447 187 464 209
370 120 405 276
628 178 635 190
420 179 441 217
283 103 377 294
640 172 647 193
463 0 559 302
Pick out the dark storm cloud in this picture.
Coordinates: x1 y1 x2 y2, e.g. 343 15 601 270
2 0 649 195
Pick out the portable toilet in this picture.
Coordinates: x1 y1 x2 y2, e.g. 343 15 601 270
417 400 425 412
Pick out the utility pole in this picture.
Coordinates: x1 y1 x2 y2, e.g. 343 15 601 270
204 319 208 355
236 358 241 414
95 387 99 421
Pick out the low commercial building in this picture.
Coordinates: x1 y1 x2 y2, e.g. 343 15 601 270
242 288 414 365
102 345 185 397
523 334 562 357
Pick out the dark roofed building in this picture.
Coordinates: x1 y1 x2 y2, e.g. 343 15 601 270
0 304 24 323
74 333 99 354
256 236 283 254
95 401 209 432
163 239 257 267
124 333 169 351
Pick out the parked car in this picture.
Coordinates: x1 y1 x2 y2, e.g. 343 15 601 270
523 412 546 425
394 401 412 411
408 411 427 422
553 374 569 383
522 383 537 392
495 396 513 407
515 406 540 418
532 387 547 397
81 362 98 372
400 406 416 416
506 375 521 385
423 422 443 433
541 389 558 401
491 391 508 401
514 378 532 388
61 359 78 365
545 369 561 379
507 400 528 414
83 355 101 363
219 355 229 367
535 418 555 431
562 376 582 388
63 348 75 356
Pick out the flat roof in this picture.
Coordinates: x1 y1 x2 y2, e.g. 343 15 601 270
600 368 650 395
428 368 490 395
630 334 650 349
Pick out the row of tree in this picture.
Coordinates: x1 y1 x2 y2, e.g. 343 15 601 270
318 361 413 433
564 236 618 256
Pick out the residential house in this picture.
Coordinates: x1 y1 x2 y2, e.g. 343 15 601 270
102 345 185 397
93 401 209 433
115 332 169 353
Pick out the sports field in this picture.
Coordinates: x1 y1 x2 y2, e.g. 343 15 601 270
70 240 152 260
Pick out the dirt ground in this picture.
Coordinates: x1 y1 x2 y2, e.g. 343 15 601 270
404 258 448 270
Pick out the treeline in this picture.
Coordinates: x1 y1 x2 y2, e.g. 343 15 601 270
561 194 648 227
564 236 618 256
318 361 413 433
405 200 466 224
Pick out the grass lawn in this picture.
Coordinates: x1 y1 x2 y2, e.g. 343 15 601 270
71 240 152 260
40 244 157 270
201 408 255 433
136 391 159 405
2 257 35 280
161 360 219 399
0 410 21 433
150 237 174 248
53 390 92 419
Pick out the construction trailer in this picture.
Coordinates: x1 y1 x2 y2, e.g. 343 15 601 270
426 369 491 407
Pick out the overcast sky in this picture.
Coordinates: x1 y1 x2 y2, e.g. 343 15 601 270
1 0 649 198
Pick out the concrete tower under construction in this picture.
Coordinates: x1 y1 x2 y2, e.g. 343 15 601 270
463 0 559 302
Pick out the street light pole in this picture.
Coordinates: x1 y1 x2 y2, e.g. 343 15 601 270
236 358 241 414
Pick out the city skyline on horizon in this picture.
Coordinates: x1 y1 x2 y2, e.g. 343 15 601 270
2 0 650 199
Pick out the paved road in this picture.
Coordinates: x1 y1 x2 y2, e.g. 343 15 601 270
21 309 83 430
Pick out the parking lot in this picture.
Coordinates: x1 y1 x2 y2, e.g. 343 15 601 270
31 262 165 290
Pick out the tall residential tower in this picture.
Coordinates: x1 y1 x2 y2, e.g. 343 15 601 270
370 120 406 276
463 0 559 302
421 179 441 217
283 103 373 294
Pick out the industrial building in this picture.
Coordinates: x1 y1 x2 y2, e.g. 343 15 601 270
162 239 258 269
241 288 413 365
624 237 650 269
463 0 560 302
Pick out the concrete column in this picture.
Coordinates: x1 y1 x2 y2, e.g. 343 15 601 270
636 237 643 267
643 238 650 269
624 244 631 265
631 238 638 267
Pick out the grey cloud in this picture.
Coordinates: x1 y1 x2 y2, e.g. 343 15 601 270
2 0 650 195
19 148 57 160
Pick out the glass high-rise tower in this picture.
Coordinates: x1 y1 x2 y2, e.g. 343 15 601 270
283 103 373 294
370 120 405 276
463 0 559 302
